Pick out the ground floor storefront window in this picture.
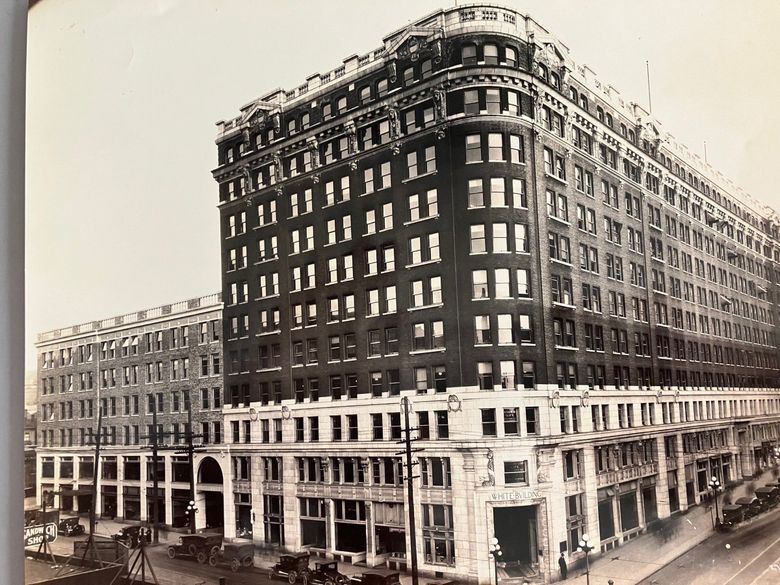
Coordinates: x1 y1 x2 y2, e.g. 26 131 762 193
123 486 141 520
299 497 325 548
598 488 615 541
264 494 284 545
146 487 165 524
101 485 117 518
374 502 405 556
334 499 366 552
422 504 455 566
235 492 253 539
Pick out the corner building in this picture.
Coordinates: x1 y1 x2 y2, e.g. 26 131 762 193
214 4 780 582
35 294 227 531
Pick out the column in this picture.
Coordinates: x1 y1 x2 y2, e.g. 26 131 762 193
164 456 173 526
675 433 689 511
365 501 376 567
581 446 601 548
325 498 336 557
140 456 148 522
655 436 671 519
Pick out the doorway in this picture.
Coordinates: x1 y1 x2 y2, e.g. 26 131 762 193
204 491 224 530
493 505 538 577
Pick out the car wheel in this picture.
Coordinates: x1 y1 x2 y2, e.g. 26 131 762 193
167 546 176 559
301 575 309 585
243 556 254 567
208 554 218 567
231 559 241 572
325 579 335 585
337 577 348 585
188 544 198 557
288 571 298 584
197 551 208 564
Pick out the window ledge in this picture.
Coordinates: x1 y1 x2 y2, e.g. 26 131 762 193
404 215 439 227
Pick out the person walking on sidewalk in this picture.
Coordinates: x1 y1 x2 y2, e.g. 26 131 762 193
559 552 568 579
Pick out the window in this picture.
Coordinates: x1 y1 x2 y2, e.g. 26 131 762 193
504 461 528 484
481 409 497 436
488 133 503 161
465 134 481 163
461 44 477 66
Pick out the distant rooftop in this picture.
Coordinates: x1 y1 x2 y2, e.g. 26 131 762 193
37 292 222 344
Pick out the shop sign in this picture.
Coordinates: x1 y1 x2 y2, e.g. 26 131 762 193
489 489 542 502
24 523 57 547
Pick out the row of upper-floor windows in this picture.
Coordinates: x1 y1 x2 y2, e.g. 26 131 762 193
40 321 220 369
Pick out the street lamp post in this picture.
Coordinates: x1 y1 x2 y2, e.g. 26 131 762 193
185 499 198 533
708 475 722 528
489 537 502 585
577 533 594 585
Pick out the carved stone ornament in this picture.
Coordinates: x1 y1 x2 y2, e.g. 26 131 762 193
548 390 561 409
245 195 254 208
432 38 443 63
312 173 320 185
447 394 461 413
344 121 357 155
306 137 319 169
435 127 446 141
349 160 358 172
249 407 259 421
433 87 447 121
386 60 397 83
275 186 284 197
280 405 291 420
391 142 402 156
656 389 664 403
481 449 495 487
580 390 590 407
387 106 401 139
272 112 281 133
240 165 253 194
674 388 681 402
273 152 283 183
536 448 556 484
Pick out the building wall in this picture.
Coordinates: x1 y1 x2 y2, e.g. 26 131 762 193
35 294 224 528
215 3 777 584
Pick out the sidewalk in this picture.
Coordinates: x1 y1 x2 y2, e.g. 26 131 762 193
564 468 780 585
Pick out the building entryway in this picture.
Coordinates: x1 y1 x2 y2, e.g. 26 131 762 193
204 491 224 529
493 506 538 578
197 456 225 530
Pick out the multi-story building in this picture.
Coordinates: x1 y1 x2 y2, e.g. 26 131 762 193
35 293 225 530
212 4 780 583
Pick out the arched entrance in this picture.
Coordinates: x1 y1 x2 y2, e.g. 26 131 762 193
197 456 225 530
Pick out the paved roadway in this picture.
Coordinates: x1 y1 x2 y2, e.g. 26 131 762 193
638 507 780 585
144 544 270 585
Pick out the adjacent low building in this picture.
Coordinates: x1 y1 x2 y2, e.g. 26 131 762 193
35 293 225 531
211 3 780 583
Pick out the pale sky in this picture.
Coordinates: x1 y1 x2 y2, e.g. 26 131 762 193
26 0 780 369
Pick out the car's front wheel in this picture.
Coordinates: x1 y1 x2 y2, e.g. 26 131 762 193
288 571 298 584
167 546 176 559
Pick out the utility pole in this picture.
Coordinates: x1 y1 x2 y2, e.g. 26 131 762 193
397 397 422 585
150 400 160 543
89 407 103 536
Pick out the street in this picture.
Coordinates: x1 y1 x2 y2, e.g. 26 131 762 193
638 507 780 585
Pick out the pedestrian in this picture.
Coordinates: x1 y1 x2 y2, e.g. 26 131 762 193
559 552 568 580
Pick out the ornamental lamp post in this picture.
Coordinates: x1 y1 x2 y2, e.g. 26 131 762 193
577 533 594 585
185 499 198 533
709 475 722 527
489 537 502 585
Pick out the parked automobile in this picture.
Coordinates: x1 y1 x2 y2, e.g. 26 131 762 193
270 552 311 584
755 486 780 510
307 561 349 585
114 525 145 548
208 542 255 572
167 533 223 564
57 517 85 537
349 572 401 585
719 503 744 530
734 496 761 519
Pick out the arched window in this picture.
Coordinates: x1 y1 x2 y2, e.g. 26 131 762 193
569 87 578 102
462 44 477 66
484 44 499 65
336 96 347 114
359 85 371 104
596 106 604 122
620 123 627 137
579 95 589 111
550 72 560 89
287 118 297 134
421 59 432 79
605 112 613 127
628 129 635 143
322 102 332 120
376 78 388 97
505 46 518 67
538 63 548 82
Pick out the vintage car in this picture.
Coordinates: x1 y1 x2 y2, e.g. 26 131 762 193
167 533 223 564
349 572 401 585
114 525 145 548
734 496 761 519
719 503 744 530
270 552 311 584
57 517 85 537
208 542 255 572
755 486 780 510
306 561 349 585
